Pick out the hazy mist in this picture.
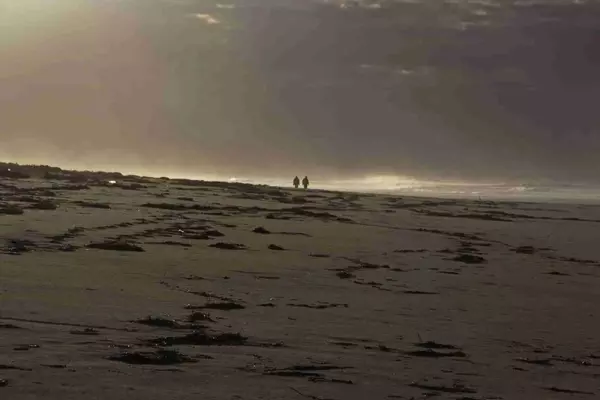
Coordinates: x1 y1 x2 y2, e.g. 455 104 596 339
2 0 599 187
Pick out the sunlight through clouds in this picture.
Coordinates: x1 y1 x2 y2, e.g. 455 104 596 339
2 0 600 185
0 0 82 33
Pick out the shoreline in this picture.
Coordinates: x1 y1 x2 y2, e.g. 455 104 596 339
2 161 599 206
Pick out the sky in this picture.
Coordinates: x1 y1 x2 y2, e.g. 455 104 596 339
1 0 599 187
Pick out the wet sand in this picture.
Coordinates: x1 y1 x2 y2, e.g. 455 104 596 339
1 170 599 399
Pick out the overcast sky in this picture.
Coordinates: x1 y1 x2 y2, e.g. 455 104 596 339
1 0 599 184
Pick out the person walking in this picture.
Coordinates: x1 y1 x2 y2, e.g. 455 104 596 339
293 176 300 189
302 176 309 190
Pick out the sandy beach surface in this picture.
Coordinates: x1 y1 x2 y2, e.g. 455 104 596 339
1 172 599 400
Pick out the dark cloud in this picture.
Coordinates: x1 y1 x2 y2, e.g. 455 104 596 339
1 0 599 184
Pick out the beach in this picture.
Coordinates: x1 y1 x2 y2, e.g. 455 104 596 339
1 170 599 399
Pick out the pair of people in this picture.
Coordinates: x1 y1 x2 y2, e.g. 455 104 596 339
293 176 309 189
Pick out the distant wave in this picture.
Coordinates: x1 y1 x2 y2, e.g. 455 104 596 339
388 182 600 202
221 175 600 202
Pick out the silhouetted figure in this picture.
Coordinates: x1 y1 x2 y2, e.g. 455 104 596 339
293 176 300 189
302 176 309 190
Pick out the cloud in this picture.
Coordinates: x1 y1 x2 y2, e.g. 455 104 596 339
191 13 220 24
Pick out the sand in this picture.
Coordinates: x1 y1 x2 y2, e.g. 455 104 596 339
1 172 599 399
